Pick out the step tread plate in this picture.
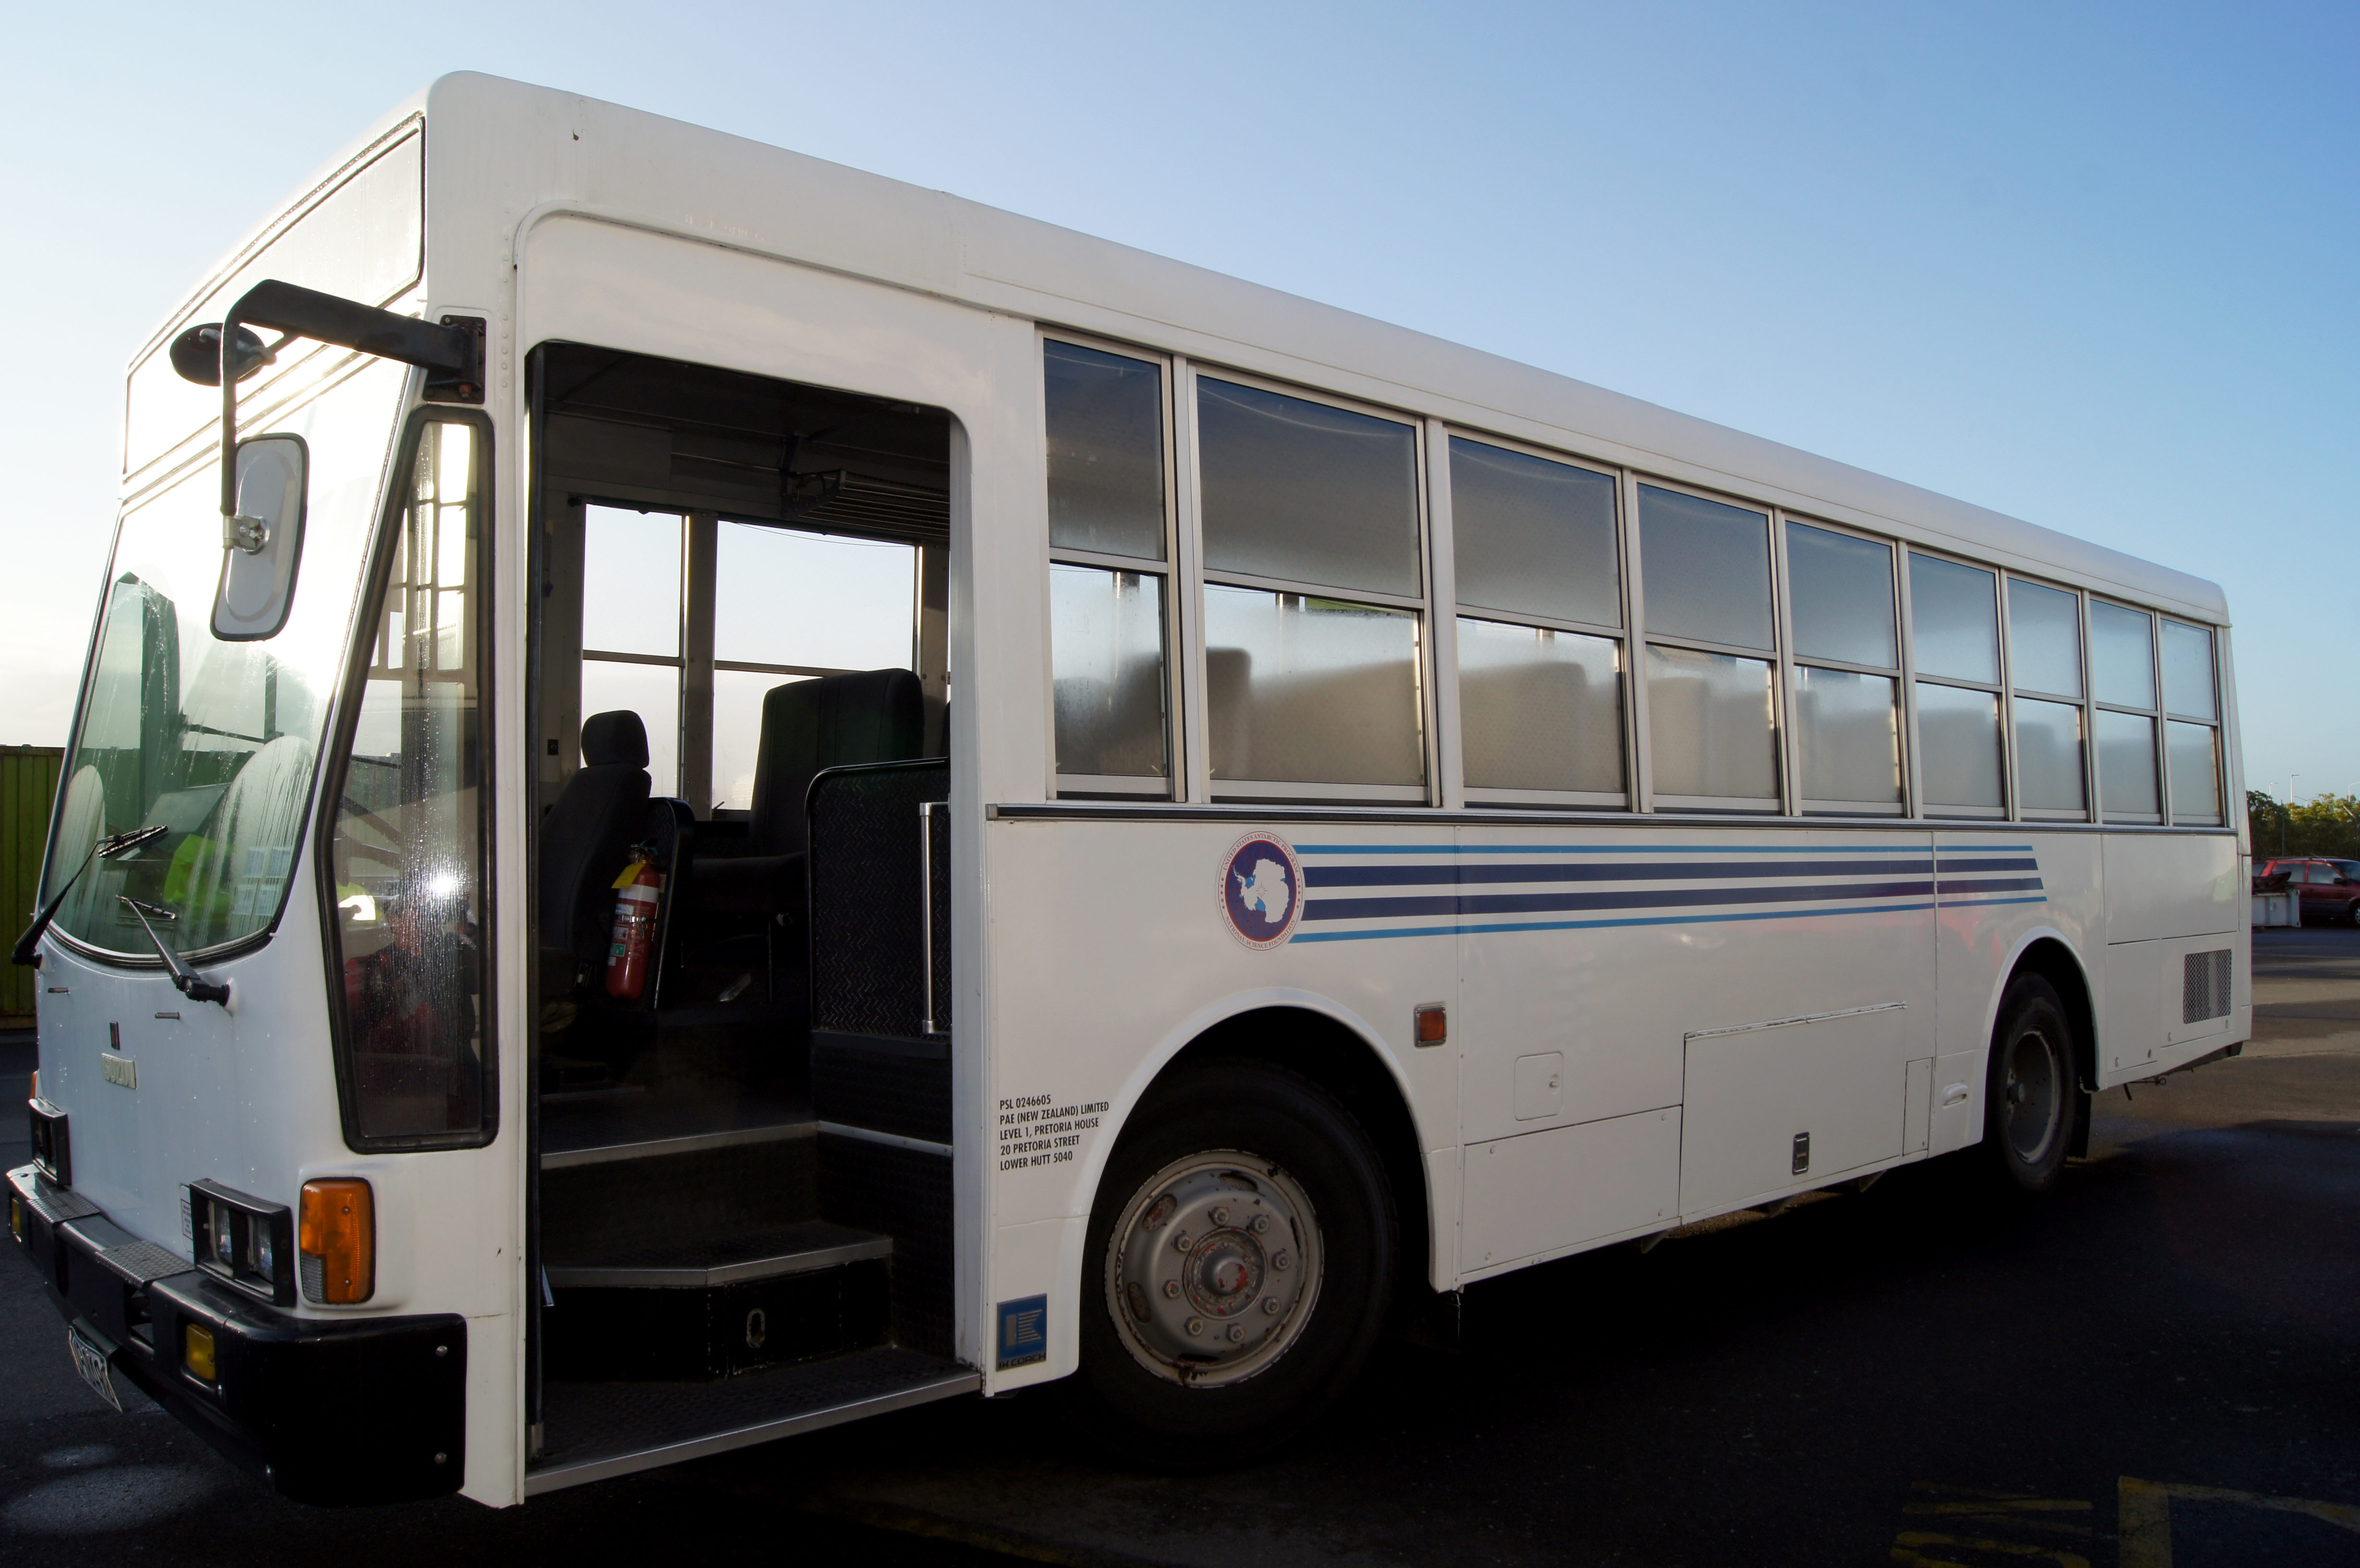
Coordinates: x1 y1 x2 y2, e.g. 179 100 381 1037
544 1220 892 1288
528 1347 976 1494
541 1087 816 1169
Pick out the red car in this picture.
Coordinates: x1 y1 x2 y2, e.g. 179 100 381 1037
2259 858 2360 924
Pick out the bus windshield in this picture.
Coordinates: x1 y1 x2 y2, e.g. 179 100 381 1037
43 359 407 956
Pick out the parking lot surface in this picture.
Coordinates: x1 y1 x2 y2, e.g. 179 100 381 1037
5 927 2358 1566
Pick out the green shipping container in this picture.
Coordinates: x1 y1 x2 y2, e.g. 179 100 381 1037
2 746 64 1026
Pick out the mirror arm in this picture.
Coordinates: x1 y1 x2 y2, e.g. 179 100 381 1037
215 279 484 526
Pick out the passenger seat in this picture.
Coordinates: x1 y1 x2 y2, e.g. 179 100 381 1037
693 669 924 918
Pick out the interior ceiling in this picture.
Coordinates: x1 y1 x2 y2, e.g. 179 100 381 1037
536 344 951 542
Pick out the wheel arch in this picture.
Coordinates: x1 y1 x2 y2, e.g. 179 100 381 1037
1084 992 1439 1311
1988 929 2099 1156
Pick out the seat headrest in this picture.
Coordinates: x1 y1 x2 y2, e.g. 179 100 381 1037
580 710 650 770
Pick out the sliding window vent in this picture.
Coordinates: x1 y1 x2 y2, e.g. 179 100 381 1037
2182 949 2233 1024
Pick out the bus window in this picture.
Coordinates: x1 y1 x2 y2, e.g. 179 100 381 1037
1450 439 1620 628
1197 378 1419 597
1786 522 1901 813
2161 620 2221 824
1050 565 1169 782
580 507 683 797
2090 600 2161 821
1204 588 1424 791
1638 485 1775 808
2007 577 2088 818
1450 439 1625 802
1045 341 1166 562
1044 341 1172 794
1457 619 1623 797
1197 377 1426 799
324 416 490 1145
713 524 917 810
2161 620 2217 720
1909 553 2005 815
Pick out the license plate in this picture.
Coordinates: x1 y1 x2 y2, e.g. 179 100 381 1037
67 1323 123 1412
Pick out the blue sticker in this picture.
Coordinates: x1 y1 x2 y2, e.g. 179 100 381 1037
996 1294 1048 1368
1220 833 1302 949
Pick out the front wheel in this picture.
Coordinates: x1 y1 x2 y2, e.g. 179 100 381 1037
1067 1058 1395 1468
1982 974 2082 1196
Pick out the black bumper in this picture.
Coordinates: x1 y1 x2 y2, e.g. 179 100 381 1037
8 1163 467 1506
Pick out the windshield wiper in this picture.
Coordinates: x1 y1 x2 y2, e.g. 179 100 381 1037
10 823 172 966
116 897 230 1007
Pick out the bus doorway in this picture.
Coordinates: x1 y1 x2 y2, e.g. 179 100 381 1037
523 345 968 1489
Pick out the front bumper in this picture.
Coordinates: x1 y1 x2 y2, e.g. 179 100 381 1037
8 1163 466 1506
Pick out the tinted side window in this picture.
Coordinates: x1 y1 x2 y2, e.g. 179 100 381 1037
1637 486 1771 649
1197 378 1419 596
1451 439 1619 627
1045 341 1166 561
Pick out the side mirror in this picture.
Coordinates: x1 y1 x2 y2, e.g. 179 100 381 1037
167 323 274 387
212 435 307 641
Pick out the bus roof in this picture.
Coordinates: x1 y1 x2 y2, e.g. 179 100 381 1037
147 71 2230 625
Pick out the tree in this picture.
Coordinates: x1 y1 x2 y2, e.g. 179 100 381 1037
2248 789 2360 859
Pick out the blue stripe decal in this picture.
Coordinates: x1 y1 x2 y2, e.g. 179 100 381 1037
1938 894 2049 908
1304 878 1937 923
1291 843 2028 856
1934 875 2045 894
1290 900 1938 943
1305 858 1932 889
1936 857 2039 872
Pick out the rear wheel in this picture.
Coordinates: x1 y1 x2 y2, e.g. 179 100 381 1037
2346 899 2359 927
1983 974 2081 1196
1068 1059 1395 1468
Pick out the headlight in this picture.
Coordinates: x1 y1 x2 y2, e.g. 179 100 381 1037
185 1181 294 1307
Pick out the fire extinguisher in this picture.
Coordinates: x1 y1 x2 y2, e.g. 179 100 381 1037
605 857 662 1001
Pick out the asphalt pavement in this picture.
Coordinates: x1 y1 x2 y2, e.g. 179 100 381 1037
5 930 2359 1566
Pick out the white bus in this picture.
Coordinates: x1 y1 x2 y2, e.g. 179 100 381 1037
10 73 2249 1507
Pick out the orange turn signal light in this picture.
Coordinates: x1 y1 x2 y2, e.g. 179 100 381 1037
298 1178 375 1304
184 1322 217 1383
1414 1003 1448 1047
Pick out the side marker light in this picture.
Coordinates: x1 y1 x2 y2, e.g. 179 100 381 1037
1414 1003 1448 1047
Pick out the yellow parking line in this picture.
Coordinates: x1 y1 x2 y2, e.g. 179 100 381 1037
1888 1531 2090 1567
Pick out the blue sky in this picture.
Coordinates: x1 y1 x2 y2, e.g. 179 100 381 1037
1 1 2350 800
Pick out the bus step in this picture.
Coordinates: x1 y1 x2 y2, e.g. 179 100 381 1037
544 1220 889 1289
540 1085 815 1170
540 1127 822 1261
543 1232 890 1381
529 1346 977 1494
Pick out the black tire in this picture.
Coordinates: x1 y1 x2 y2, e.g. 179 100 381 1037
1982 974 2082 1196
1065 1058 1396 1469
2347 900 2360 927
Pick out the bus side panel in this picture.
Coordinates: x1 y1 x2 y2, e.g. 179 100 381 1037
1457 823 1936 1253
1930 830 2103 1155
2103 833 2242 943
980 817 1457 1388
2095 831 2249 1088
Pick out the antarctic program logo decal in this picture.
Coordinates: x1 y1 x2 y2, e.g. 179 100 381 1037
1220 833 1303 950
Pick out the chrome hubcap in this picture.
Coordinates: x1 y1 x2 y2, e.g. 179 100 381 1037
1105 1152 1321 1387
2003 1027 2063 1164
